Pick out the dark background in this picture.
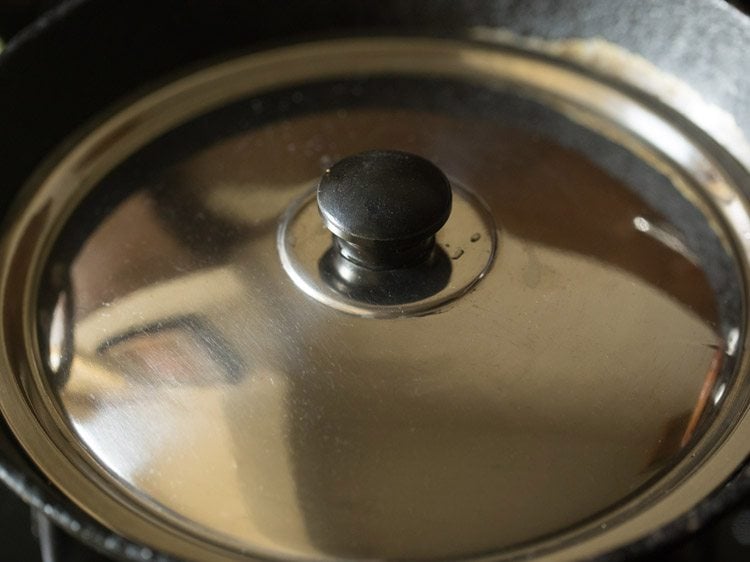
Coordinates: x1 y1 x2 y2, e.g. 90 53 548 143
1 1 750 561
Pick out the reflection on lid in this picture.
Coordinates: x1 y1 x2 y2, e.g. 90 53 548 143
35 83 739 557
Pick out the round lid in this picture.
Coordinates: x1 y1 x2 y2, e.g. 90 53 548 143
1 34 750 562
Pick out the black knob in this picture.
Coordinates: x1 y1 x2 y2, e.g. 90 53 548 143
317 150 452 270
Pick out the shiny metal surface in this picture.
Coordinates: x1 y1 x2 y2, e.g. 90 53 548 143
1 38 750 562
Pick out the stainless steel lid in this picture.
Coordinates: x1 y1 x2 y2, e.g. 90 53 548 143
1 36 750 561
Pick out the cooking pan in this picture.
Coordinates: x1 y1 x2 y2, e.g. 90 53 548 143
1 1 750 561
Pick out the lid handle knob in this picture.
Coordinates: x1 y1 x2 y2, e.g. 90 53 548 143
317 150 452 270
